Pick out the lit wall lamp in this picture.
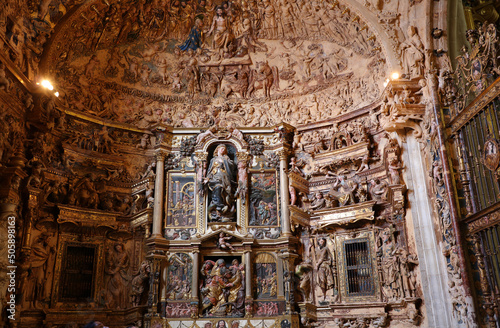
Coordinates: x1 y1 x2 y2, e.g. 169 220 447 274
37 79 59 97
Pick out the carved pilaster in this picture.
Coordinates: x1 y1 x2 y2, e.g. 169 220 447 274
244 250 253 318
279 251 299 314
22 187 42 250
147 250 165 315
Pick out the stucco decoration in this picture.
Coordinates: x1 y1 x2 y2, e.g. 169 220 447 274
40 0 388 128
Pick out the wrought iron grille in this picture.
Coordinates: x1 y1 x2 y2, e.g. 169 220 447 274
480 226 500 290
343 238 375 297
60 245 96 300
460 98 500 211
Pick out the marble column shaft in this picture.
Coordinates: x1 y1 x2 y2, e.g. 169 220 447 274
152 151 166 237
279 150 291 236
192 251 199 299
245 251 252 297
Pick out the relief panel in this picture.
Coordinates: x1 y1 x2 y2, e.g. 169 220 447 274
166 173 196 228
248 172 279 227
253 253 277 300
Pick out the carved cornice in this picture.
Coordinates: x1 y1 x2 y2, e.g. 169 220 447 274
314 141 370 162
450 77 500 134
57 205 121 228
466 208 500 234
63 144 125 166
310 201 376 230
289 205 311 228
289 172 309 192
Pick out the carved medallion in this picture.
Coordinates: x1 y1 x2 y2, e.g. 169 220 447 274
482 137 500 171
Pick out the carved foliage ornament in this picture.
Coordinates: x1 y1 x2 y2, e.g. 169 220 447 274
453 24 500 112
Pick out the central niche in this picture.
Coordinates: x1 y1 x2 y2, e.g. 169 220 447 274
201 255 245 317
205 143 238 223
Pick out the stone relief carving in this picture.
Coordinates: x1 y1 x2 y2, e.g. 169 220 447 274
33 0 387 130
453 24 500 112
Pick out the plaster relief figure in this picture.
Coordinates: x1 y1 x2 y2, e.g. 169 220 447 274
196 126 217 144
378 228 401 301
289 185 298 206
309 192 326 211
207 6 234 56
179 18 204 52
217 232 235 251
289 157 305 177
71 174 100 209
295 260 313 302
329 175 357 207
399 249 419 298
316 238 335 303
130 261 151 306
0 62 10 90
247 61 276 98
25 232 55 308
400 26 425 79
369 178 388 202
105 243 131 309
388 158 402 185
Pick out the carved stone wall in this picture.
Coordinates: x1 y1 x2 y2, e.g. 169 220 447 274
0 0 481 327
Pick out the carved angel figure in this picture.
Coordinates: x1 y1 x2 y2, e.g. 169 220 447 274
369 178 388 202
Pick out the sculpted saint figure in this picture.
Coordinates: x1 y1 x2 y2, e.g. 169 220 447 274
378 228 401 301
105 243 131 309
204 145 236 222
309 192 326 211
400 26 425 79
316 238 335 302
25 233 55 308
207 6 234 55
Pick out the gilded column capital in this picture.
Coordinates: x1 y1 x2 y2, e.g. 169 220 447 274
236 152 251 162
276 148 290 161
194 151 208 162
155 149 169 161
